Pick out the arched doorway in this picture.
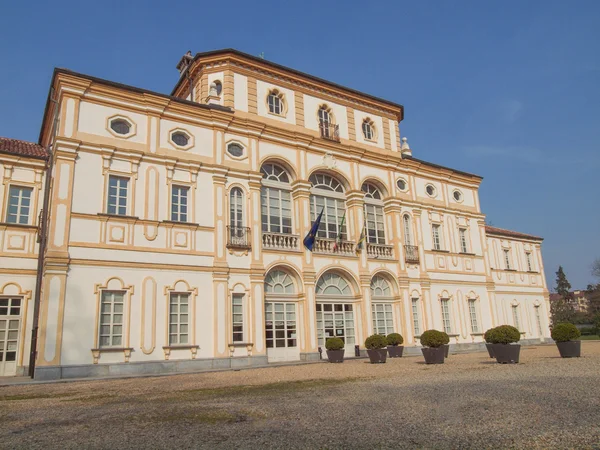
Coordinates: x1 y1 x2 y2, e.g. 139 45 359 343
315 271 357 355
264 269 300 362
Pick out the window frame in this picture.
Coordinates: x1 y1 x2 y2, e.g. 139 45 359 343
168 292 190 345
229 187 245 229
504 249 512 270
226 142 246 160
371 303 394 336
425 184 437 197
5 185 34 225
106 175 130 216
98 290 126 349
432 224 442 250
468 298 479 333
512 305 520 330
459 228 469 253
260 164 292 235
526 252 534 272
106 115 136 139
411 297 421 336
362 119 376 141
267 89 286 116
440 298 452 334
232 293 245 343
309 173 347 240
170 184 190 222
362 183 385 245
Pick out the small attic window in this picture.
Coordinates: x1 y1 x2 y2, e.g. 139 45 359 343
110 119 131 135
214 80 222 96
171 132 189 147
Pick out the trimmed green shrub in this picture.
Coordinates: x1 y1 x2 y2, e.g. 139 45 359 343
487 325 521 344
420 330 446 348
440 331 450 345
386 333 404 346
325 337 344 351
365 334 387 350
484 327 496 343
551 323 581 343
579 326 596 336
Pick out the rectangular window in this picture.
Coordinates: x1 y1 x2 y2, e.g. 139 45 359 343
232 294 244 343
99 291 124 348
468 299 479 333
411 298 421 336
371 303 393 336
441 299 452 334
535 306 543 336
6 186 33 225
512 305 520 330
504 249 512 270
432 224 442 250
169 293 189 345
261 186 292 234
526 252 533 272
107 175 129 216
459 228 469 253
365 204 386 244
171 185 189 222
0 297 23 364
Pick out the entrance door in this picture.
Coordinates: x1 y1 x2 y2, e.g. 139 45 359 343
0 297 22 377
265 302 300 362
316 303 356 356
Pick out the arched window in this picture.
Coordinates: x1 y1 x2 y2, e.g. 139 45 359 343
309 173 346 240
318 105 336 139
214 80 223 96
362 119 375 140
403 214 413 246
260 163 292 235
267 90 285 116
362 182 385 244
316 272 351 296
229 187 244 229
265 270 295 294
370 275 391 298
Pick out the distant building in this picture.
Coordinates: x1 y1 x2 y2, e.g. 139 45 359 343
549 290 593 313
0 49 551 380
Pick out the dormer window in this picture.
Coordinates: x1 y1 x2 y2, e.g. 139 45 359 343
362 119 376 141
267 90 285 116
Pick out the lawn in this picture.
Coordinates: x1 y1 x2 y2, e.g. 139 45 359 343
580 334 600 340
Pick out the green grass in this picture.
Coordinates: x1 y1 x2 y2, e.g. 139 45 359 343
0 392 74 402
580 335 600 340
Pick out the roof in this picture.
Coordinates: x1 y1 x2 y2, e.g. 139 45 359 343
402 155 482 180
38 68 233 144
171 48 404 116
485 225 543 241
0 137 47 160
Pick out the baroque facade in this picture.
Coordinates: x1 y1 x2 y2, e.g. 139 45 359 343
0 49 550 380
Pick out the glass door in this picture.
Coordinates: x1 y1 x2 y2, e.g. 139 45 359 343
265 302 300 362
0 297 22 377
316 303 355 356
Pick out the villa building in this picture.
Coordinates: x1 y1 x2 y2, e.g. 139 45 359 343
0 49 550 380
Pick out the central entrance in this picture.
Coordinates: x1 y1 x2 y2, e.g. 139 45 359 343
264 269 300 362
315 272 357 356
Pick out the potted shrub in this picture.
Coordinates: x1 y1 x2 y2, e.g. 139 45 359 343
484 327 496 358
365 334 387 364
386 333 404 358
488 325 521 364
441 331 450 358
551 323 581 358
325 337 345 363
419 330 446 364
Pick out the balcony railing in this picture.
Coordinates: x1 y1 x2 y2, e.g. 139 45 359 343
404 244 420 264
313 237 354 255
319 123 340 142
367 243 394 260
262 232 299 250
227 226 251 249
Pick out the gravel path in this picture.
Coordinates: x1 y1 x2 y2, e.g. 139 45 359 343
1 342 599 449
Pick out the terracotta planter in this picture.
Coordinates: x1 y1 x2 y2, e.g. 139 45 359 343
387 345 404 358
367 348 388 364
493 344 520 364
443 344 450 358
421 346 445 364
485 343 495 358
326 349 344 363
556 340 581 358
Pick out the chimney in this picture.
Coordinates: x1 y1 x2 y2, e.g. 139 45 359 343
401 137 412 157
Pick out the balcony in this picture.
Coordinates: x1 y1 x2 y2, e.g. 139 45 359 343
262 232 299 251
366 243 394 260
313 237 354 255
404 245 420 264
227 226 251 249
319 123 340 142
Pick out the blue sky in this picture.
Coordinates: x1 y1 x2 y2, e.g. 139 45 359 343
1 1 598 289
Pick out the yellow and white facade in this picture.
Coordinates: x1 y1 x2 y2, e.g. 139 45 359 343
1 49 551 379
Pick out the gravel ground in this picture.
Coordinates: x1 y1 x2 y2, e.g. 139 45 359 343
1 342 600 449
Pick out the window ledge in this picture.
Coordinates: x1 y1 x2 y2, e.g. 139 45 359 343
162 345 199 350
460 252 477 256
470 333 484 336
161 220 200 227
91 347 133 364
431 249 450 253
505 269 517 272
446 334 460 338
527 271 539 274
97 213 139 221
0 222 37 230
229 342 254 347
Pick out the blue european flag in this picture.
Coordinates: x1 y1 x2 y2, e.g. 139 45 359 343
303 208 324 251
